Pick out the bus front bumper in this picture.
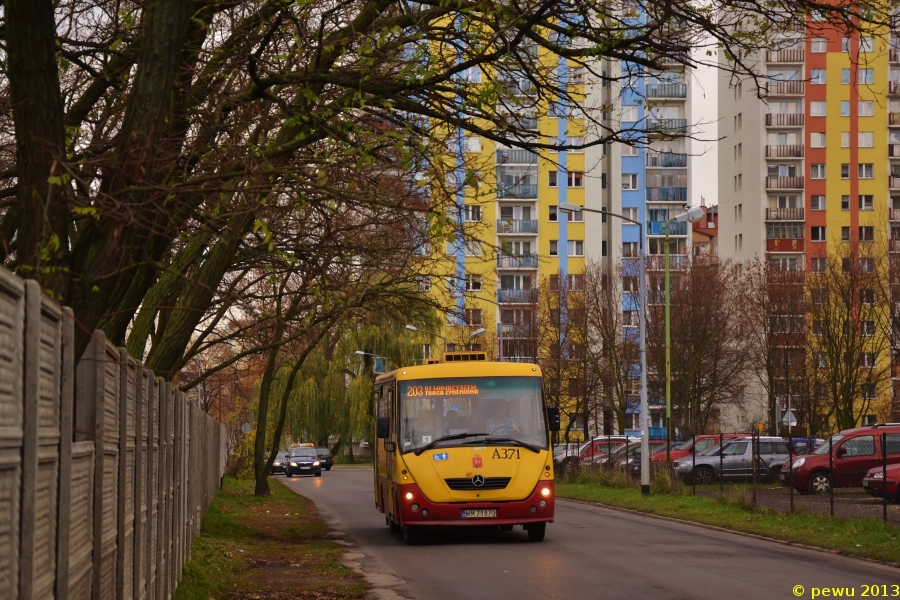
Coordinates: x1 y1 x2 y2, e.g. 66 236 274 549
398 481 554 526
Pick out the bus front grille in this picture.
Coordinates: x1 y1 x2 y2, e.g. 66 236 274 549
444 477 511 490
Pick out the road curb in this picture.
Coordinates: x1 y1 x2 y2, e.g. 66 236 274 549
557 496 900 570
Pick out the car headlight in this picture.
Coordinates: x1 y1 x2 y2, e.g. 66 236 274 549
313 461 320 466
290 462 298 467
873 471 885 479
791 457 805 469
274 461 281 466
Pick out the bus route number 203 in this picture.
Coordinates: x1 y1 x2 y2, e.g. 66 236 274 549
492 448 521 459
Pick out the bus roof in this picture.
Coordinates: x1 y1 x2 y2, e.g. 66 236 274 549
375 361 541 384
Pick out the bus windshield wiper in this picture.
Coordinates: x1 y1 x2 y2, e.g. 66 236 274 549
414 432 488 456
465 437 541 453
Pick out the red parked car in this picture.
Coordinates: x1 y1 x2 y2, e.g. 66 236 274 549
579 436 640 462
781 424 900 494
650 434 746 462
862 463 900 501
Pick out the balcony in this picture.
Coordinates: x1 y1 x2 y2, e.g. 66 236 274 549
646 221 688 235
892 145 900 158
646 187 688 202
645 83 688 99
892 50 900 64
497 183 538 199
891 113 900 128
502 79 537 96
766 81 804 96
766 145 804 158
497 254 539 269
497 289 537 303
767 238 805 252
891 177 900 191
766 207 805 220
891 81 900 96
891 239 900 253
646 152 687 168
766 176 804 190
646 255 689 270
891 209 900 222
766 49 805 63
496 219 538 234
646 118 689 134
766 113 804 127
496 149 538 164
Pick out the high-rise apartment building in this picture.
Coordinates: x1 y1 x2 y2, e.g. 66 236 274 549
425 50 696 436
719 26 896 425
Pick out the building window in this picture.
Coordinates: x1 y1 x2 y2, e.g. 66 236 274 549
549 205 558 222
623 207 639 221
811 195 825 211
464 205 482 222
549 171 558 187
811 38 827 52
810 164 826 179
812 321 824 336
859 163 874 178
810 101 826 116
622 174 638 190
464 240 482 257
859 226 874 241
862 385 877 400
859 69 874 84
621 106 639 122
861 37 875 52
811 69 826 84
815 353 828 368
812 288 827 304
859 195 874 210
622 242 638 258
622 143 638 156
841 195 850 210
465 309 483 326
840 101 850 116
841 227 850 242
859 133 874 148
860 101 874 116
567 172 584 187
602 240 608 256
810 133 826 148
841 37 851 52
567 240 584 256
841 133 850 148
841 68 851 84
811 258 826 273
465 274 482 291
566 208 584 222
862 321 876 337
623 310 639 327
568 137 584 153
840 163 849 179
861 289 875 305
811 226 827 241
465 136 482 152
860 258 875 273
549 240 558 256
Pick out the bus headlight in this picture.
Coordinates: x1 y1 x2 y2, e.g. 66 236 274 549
405 492 414 500
541 487 551 497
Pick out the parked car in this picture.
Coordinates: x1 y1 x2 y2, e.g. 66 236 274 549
579 436 641 462
272 452 290 474
651 434 746 463
553 443 581 466
673 437 791 484
781 425 900 494
315 447 334 471
285 447 323 477
862 463 900 501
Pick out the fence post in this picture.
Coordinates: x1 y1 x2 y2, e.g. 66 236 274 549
691 435 696 496
19 280 42 600
719 433 723 494
829 434 834 517
156 381 169 600
883 432 888 523
751 432 757 510
56 307 75 600
116 350 136 600
148 378 159 600
133 368 147 600
789 439 794 514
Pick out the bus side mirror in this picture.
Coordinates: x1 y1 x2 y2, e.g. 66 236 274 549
547 406 561 432
376 416 390 439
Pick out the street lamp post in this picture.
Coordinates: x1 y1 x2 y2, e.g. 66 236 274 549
405 323 447 356
559 202 651 496
663 206 705 466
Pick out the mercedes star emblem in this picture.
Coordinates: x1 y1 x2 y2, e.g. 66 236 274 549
471 474 485 487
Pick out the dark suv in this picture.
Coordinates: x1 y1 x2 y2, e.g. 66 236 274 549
315 447 334 471
781 424 900 493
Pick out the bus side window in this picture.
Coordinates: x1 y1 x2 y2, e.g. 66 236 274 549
376 386 388 418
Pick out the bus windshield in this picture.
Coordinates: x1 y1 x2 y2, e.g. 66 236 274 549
398 376 547 453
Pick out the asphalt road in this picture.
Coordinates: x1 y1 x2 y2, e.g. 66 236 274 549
281 468 899 600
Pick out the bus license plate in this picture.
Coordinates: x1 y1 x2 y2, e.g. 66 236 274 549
462 509 497 518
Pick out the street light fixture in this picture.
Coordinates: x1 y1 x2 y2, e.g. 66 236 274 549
558 201 651 496
663 206 705 466
470 327 486 337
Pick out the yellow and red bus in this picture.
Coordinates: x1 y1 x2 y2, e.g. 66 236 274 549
373 352 560 544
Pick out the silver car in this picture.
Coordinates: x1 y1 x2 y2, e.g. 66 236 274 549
673 437 792 484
